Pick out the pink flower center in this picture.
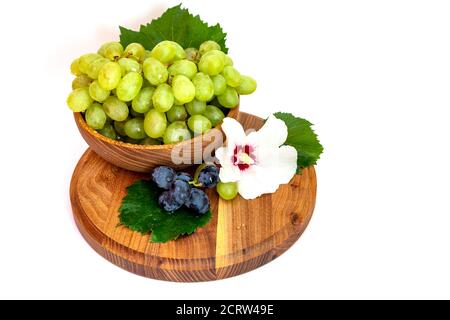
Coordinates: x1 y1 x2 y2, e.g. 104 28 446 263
232 145 256 171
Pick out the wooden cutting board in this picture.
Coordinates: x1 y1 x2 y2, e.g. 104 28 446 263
70 112 317 282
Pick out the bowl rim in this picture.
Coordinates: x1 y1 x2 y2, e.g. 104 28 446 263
74 105 239 150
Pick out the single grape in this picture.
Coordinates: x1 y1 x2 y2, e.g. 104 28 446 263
192 73 214 102
185 188 210 215
152 166 176 190
211 74 227 95
187 115 212 134
168 59 197 79
152 83 174 112
140 137 162 145
132 87 154 113
85 103 107 130
196 164 219 188
88 80 110 102
118 57 142 75
98 122 117 140
98 62 122 90
129 108 144 118
124 118 147 139
78 53 102 74
143 57 168 86
98 42 124 61
86 57 109 79
172 41 187 61
113 119 128 136
72 74 92 89
222 66 242 88
163 121 192 144
158 191 183 212
151 40 176 64
185 99 206 115
218 87 239 108
199 40 221 56
67 88 92 112
216 182 238 200
223 55 233 67
70 58 82 76
204 105 225 127
116 72 143 102
142 50 152 61
166 105 188 123
198 50 225 76
171 180 191 204
102 96 129 121
175 172 193 183
124 43 145 61
236 75 257 95
144 109 167 138
185 47 200 63
172 75 195 104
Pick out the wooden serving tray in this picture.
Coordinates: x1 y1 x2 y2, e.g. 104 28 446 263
70 112 317 282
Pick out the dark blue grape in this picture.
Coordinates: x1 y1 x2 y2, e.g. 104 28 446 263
198 165 219 188
171 180 191 204
185 188 210 215
175 172 193 183
152 166 176 190
158 190 183 212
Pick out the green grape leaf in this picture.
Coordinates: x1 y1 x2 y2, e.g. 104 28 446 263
119 4 228 53
119 180 212 243
274 112 324 171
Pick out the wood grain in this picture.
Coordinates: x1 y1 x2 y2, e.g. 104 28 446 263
74 106 239 173
70 112 317 282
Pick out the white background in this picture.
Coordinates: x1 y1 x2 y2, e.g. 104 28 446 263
0 0 449 299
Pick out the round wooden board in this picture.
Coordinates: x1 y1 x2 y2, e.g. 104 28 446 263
70 112 317 282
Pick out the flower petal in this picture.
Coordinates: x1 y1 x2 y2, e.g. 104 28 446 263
219 165 242 183
221 117 246 147
237 167 270 199
256 115 288 147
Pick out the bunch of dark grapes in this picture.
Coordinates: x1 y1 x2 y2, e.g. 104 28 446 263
152 165 218 215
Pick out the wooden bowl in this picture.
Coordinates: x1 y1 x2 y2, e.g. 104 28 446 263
74 106 239 172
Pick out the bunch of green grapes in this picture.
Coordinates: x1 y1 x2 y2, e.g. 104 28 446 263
67 40 257 145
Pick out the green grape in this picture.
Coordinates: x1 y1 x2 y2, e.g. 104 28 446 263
98 62 122 90
223 54 233 67
185 47 200 63
166 105 188 123
199 40 221 56
141 50 152 63
218 87 239 108
78 53 102 74
207 97 222 108
124 43 145 61
140 137 162 145
116 72 143 101
198 50 225 75
98 122 117 140
118 57 142 75
143 57 168 86
151 40 176 64
192 73 214 101
163 121 192 144
85 103 107 130
142 78 152 88
124 118 147 139
216 182 238 200
86 58 109 79
172 75 195 104
123 137 141 144
152 83 174 112
102 96 129 121
168 59 197 79
70 58 82 76
72 74 92 89
89 80 110 102
185 99 206 115
237 75 257 95
173 97 184 106
172 41 187 61
130 108 144 118
132 87 154 113
204 105 225 127
211 74 227 95
144 109 167 138
98 42 123 61
67 88 93 112
187 115 212 134
114 119 128 136
222 66 242 88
